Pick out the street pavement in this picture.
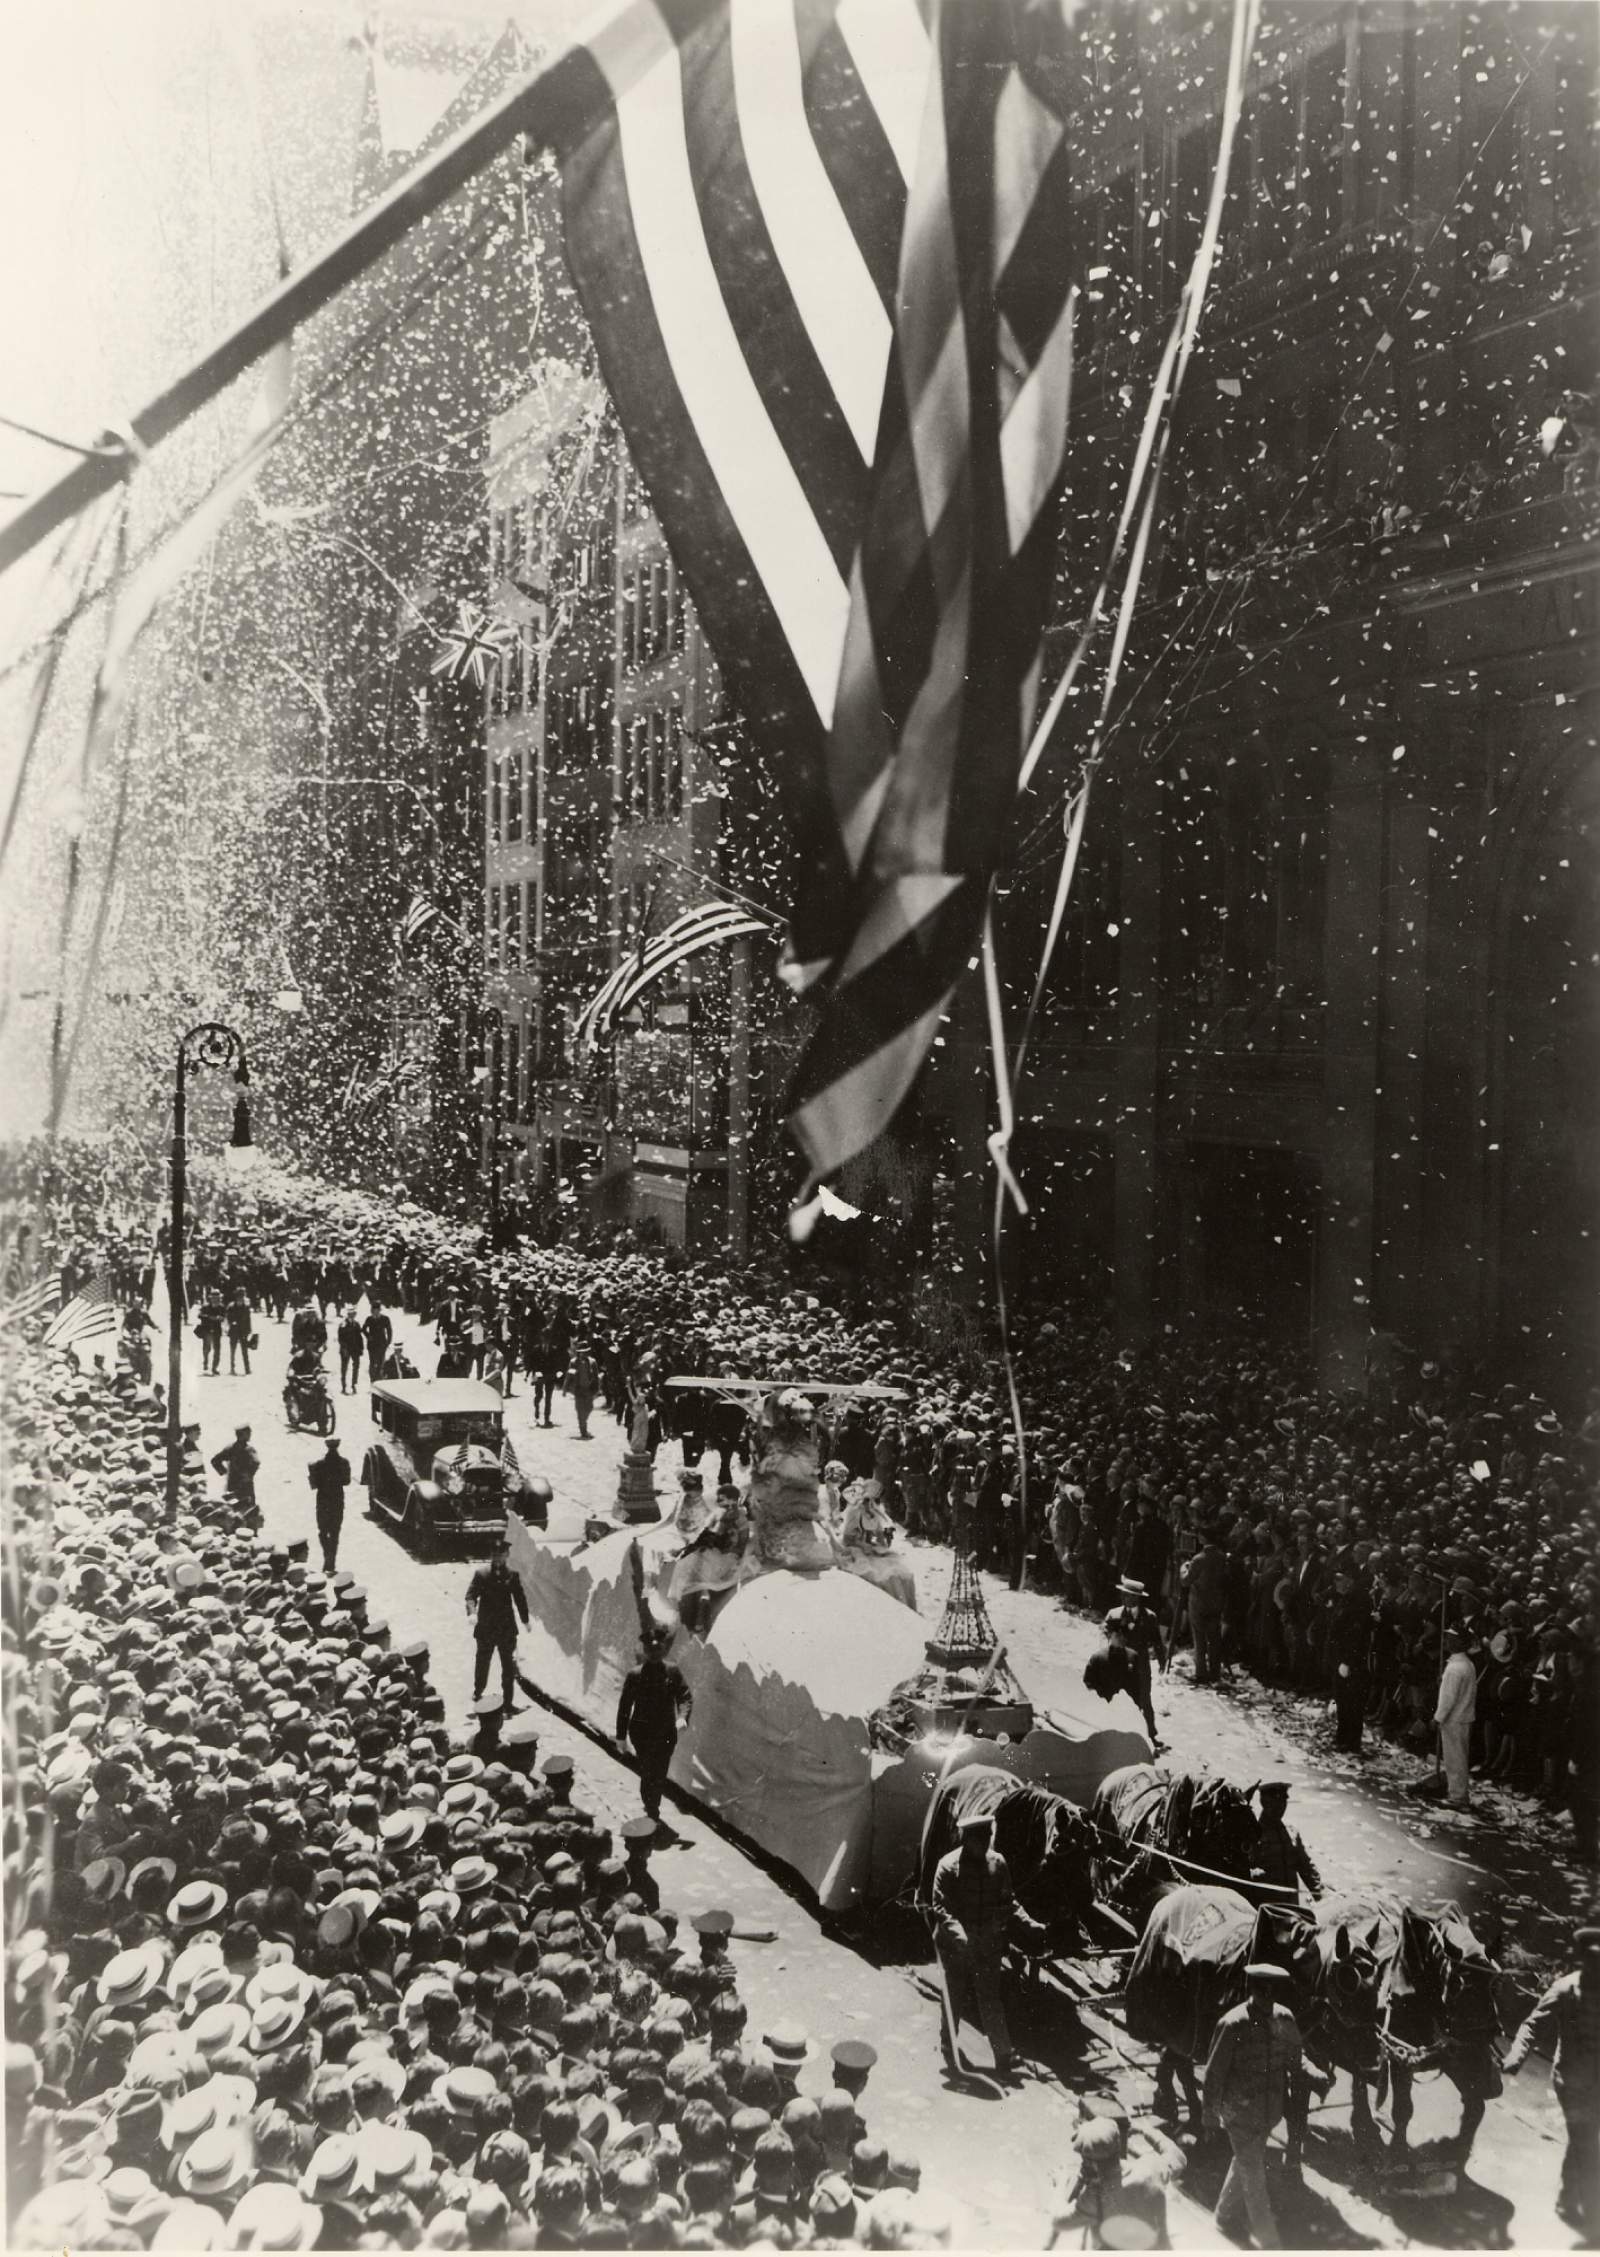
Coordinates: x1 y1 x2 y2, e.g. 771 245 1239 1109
184 1307 1581 2250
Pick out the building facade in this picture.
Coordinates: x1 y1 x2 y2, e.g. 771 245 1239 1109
482 169 776 1256
923 0 1598 1402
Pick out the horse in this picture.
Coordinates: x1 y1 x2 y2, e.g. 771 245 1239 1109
1090 1763 1264 1909
1123 1883 1385 2163
1322 1893 1503 2166
917 1765 1099 1947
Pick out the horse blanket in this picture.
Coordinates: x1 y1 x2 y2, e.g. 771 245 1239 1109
1124 1884 1259 2060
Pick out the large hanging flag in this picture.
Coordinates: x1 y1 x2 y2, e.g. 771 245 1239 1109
43 1274 119 1357
549 0 1080 1185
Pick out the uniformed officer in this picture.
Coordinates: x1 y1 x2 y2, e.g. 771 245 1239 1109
1505 1925 1600 2231
930 1811 1048 2081
616 1623 691 1831
1204 1962 1311 2247
465 1535 530 1709
210 1425 259 1517
1252 1782 1323 1900
620 1816 661 1911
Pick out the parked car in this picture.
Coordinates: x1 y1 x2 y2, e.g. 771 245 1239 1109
361 1379 542 1552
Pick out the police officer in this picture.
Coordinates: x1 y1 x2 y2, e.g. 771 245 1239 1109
210 1424 260 1520
466 1534 529 1709
1204 1962 1324 2246
930 1811 1049 2081
308 1437 351 1573
616 1621 691 1832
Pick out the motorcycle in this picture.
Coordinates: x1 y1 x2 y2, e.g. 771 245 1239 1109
284 1365 336 1436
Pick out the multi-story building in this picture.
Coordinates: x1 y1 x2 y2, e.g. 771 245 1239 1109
482 164 773 1255
923 0 1598 1401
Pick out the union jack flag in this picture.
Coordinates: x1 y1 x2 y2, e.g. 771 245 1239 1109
547 0 1080 1186
430 600 514 687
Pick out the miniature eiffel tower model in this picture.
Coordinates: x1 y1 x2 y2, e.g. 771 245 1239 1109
904 1546 1035 1737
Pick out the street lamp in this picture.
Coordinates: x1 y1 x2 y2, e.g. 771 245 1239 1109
166 1022 253 1518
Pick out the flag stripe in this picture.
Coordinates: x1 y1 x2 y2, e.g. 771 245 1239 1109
833 0 929 187
608 912 768 1015
675 13 866 572
43 1275 119 1352
606 4 847 724
789 876 981 1116
729 0 889 463
576 903 769 1044
795 1 908 313
0 1273 62 1328
558 45 832 819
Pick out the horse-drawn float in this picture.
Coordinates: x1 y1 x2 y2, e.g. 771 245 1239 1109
507 1377 1149 1910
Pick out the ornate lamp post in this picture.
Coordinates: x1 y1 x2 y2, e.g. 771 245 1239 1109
166 1022 253 1518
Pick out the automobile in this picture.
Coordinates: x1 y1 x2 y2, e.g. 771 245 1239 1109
361 1379 544 1552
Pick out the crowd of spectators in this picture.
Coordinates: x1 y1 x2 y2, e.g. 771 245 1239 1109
2 1327 953 2250
4 1128 1597 2257
12 1134 1600 1837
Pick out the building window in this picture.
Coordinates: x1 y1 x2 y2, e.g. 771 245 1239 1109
666 706 683 820
488 749 503 844
506 743 524 844
488 883 503 971
506 1023 521 1120
506 878 524 969
670 564 687 653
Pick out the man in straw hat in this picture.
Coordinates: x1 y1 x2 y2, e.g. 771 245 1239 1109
1103 1575 1165 1746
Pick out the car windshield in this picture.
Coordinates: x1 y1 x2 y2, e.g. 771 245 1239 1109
436 1416 499 1449
408 1408 496 1444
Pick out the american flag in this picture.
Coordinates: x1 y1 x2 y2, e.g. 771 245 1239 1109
400 892 441 947
0 1272 62 1331
500 1431 527 1493
549 0 1080 1185
43 1274 120 1355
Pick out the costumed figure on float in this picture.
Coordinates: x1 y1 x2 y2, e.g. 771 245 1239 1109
668 1469 746 1636
744 1387 837 1573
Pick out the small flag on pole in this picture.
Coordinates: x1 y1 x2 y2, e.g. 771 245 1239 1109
501 1431 526 1493
43 1275 119 1356
400 893 440 947
0 1272 63 1331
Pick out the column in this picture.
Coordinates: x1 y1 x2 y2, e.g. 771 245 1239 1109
1316 740 1384 1391
1113 761 1163 1347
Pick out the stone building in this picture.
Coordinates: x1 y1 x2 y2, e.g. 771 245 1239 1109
929 0 1598 1400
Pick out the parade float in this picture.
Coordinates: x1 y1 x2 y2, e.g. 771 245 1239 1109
509 1380 1149 1911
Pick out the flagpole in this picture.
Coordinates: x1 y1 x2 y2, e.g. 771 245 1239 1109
0 0 717 581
